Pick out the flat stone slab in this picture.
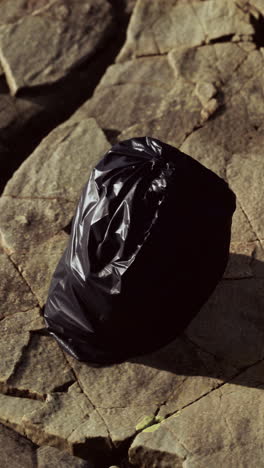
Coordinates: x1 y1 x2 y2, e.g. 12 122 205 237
0 422 93 468
0 246 37 319
0 0 114 95
129 360 264 467
117 0 253 61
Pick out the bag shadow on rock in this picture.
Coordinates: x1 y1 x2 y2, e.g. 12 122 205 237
44 137 236 365
131 253 264 392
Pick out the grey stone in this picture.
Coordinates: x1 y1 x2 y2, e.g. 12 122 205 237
0 0 114 95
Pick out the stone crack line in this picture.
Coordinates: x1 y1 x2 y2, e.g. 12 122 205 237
0 306 40 322
151 381 227 425
62 352 115 448
228 57 264 102
235 196 262 248
3 334 34 397
164 424 192 461
6 254 42 310
188 1 208 45
135 52 168 59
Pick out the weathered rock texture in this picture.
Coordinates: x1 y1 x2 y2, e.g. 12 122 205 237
1 0 264 467
0 0 113 95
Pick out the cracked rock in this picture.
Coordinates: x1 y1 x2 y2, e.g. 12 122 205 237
0 308 44 392
11 231 69 307
0 246 37 319
37 445 93 468
129 364 264 467
73 56 176 134
65 335 237 444
8 334 75 399
23 383 112 465
117 0 253 62
0 1 264 466
0 0 114 95
0 392 43 435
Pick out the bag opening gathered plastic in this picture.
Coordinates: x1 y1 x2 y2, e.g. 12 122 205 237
44 137 236 365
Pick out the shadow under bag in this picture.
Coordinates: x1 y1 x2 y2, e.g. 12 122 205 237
44 137 236 365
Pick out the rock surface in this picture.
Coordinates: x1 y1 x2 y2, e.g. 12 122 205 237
0 0 113 95
0 422 93 468
0 0 264 467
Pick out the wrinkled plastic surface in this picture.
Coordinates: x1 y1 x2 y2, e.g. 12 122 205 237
44 137 236 365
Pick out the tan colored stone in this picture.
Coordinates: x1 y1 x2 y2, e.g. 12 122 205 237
0 392 43 435
97 405 159 448
0 196 73 255
0 423 36 468
0 308 44 335
23 383 111 463
117 0 253 61
118 81 202 148
0 247 37 319
237 0 264 17
180 94 264 179
73 57 175 134
200 98 219 122
194 81 217 106
0 118 109 256
67 335 236 428
168 42 250 99
0 0 55 25
8 334 74 398
129 361 264 467
0 308 44 392
231 201 257 244
3 118 110 202
227 146 264 248
37 445 92 468
0 0 114 95
0 331 30 388
11 231 69 307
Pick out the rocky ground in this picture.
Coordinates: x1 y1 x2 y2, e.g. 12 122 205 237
0 0 264 467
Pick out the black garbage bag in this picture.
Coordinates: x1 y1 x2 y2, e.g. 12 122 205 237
44 137 236 365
